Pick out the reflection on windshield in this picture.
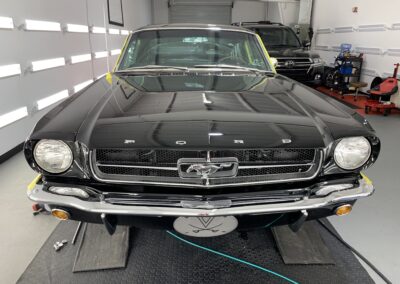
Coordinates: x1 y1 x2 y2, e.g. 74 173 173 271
118 30 271 71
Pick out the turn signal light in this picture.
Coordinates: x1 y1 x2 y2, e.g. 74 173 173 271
335 204 353 216
51 209 70 220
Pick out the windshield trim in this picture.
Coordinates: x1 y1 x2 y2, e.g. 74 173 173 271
114 28 273 73
135 26 257 35
115 67 275 76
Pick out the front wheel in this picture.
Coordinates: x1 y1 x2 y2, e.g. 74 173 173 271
324 69 342 89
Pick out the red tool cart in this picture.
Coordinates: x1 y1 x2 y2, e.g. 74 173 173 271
365 63 399 116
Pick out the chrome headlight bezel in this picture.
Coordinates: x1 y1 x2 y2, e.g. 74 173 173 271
48 186 90 199
33 139 73 174
333 137 372 170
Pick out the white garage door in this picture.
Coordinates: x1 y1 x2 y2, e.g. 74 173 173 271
169 0 233 25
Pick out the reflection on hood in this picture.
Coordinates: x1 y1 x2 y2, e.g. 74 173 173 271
122 74 269 93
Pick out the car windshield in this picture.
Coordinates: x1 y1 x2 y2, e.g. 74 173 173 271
118 29 271 71
251 27 301 48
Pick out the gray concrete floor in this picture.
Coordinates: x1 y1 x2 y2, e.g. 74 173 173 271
0 153 58 284
0 114 398 283
329 114 400 283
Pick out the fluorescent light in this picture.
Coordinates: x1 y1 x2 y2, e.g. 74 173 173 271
66 24 89 33
92 26 106 34
209 132 224 136
31 57 65 72
94 51 108 59
109 28 119 35
70 53 92 64
0 16 14 29
0 64 21 78
37 90 69 110
121 30 129 35
74 79 93 93
0 107 28 128
24 19 61 31
110 49 121 56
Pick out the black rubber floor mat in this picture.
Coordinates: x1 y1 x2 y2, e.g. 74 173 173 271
73 223 130 272
18 219 374 284
272 222 335 264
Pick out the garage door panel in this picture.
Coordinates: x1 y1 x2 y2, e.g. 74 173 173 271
169 4 232 25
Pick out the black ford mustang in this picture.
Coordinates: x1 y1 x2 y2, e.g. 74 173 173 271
25 24 379 237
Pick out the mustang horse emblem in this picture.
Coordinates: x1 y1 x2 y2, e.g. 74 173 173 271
186 163 233 179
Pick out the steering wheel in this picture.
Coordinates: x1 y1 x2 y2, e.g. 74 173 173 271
218 56 248 65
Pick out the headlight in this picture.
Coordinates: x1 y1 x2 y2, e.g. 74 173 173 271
334 137 371 170
33 140 73 173
312 57 323 64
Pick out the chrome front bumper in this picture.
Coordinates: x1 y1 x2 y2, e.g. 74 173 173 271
27 177 374 217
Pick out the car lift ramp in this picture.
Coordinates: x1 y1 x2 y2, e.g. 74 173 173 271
18 220 373 284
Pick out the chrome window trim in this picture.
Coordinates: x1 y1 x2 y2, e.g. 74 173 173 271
136 26 257 35
89 150 324 188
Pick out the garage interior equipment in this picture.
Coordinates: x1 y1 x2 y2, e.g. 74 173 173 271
1 0 399 283
364 63 400 116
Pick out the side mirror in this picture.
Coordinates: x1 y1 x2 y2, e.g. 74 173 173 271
270 57 278 68
303 40 311 48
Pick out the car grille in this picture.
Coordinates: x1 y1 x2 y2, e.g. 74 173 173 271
276 57 313 71
91 149 322 188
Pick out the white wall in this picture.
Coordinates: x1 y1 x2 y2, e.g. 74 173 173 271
266 2 299 26
0 0 152 156
311 0 400 87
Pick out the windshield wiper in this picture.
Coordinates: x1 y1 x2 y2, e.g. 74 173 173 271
194 64 272 74
116 65 189 73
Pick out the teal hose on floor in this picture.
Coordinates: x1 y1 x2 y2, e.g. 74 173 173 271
166 214 298 284
263 214 285 228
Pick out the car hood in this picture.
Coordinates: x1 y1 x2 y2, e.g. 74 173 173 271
267 47 319 59
30 73 373 149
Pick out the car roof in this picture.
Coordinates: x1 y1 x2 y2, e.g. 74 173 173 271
244 25 290 29
233 21 284 26
135 23 256 34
